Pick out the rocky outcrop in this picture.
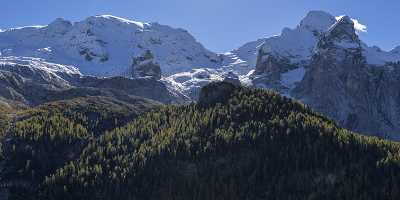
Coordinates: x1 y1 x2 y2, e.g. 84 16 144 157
198 81 238 106
132 50 161 79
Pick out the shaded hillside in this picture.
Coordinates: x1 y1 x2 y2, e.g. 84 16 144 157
30 82 400 200
0 57 188 108
0 96 159 199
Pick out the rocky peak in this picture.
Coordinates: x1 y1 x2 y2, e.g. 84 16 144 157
132 50 161 80
324 16 360 46
291 17 393 140
299 10 337 34
314 15 363 64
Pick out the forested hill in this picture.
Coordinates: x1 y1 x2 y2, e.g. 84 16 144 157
1 82 400 199
0 96 160 199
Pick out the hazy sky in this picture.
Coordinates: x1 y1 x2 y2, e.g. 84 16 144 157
2 0 400 52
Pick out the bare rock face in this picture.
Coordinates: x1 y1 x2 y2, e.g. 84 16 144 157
293 16 400 140
251 48 297 92
253 49 295 76
132 50 161 80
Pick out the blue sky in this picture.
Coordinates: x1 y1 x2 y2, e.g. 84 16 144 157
2 0 400 52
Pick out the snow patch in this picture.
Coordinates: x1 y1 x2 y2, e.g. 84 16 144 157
8 25 46 31
0 56 81 75
163 68 238 99
96 15 148 29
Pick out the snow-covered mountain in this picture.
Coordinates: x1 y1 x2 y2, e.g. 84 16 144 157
0 15 220 77
2 11 400 139
222 11 400 76
164 10 400 99
2 11 399 80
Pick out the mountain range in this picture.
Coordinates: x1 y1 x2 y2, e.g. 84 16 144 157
1 10 400 139
2 10 400 199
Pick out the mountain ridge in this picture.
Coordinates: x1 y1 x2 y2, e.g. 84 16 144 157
0 15 220 76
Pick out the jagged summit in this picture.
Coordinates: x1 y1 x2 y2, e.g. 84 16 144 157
249 11 337 82
232 10 339 75
222 10 337 75
326 16 359 42
225 10 399 74
317 15 362 51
